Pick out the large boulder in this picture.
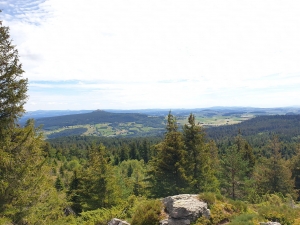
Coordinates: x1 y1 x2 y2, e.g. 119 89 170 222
160 194 210 225
107 218 130 225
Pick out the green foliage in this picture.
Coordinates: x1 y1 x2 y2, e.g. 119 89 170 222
68 144 121 212
0 17 28 132
234 133 255 177
228 213 257 225
0 120 66 223
258 205 296 225
78 206 125 225
198 192 218 205
115 159 147 198
252 137 295 198
130 199 162 225
183 114 219 193
147 112 189 197
220 144 249 199
55 176 64 191
196 192 247 225
35 110 165 133
48 127 88 139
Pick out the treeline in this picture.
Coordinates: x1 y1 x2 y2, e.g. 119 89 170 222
47 135 162 163
206 115 300 159
34 110 165 130
207 115 300 141
47 127 88 139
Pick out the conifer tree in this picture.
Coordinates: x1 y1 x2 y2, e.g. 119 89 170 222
0 17 28 132
183 113 219 193
69 144 121 211
147 112 189 197
234 132 255 176
0 120 64 223
0 17 65 223
221 145 248 199
253 136 295 197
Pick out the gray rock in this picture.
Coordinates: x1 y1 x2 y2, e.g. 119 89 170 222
160 194 210 225
163 218 191 225
260 222 281 225
108 218 130 225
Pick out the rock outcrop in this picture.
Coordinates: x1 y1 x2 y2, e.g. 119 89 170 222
108 218 130 225
160 194 210 225
260 222 281 225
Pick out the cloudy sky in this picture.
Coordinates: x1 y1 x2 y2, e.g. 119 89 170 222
2 0 300 111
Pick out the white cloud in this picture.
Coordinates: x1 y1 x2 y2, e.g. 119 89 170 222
3 0 300 110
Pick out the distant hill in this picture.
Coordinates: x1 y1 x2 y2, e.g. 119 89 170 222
19 110 93 124
20 107 300 139
34 110 165 131
206 114 300 141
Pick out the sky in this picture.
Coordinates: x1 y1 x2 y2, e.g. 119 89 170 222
2 0 300 111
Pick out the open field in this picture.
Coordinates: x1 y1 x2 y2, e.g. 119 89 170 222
176 113 255 127
43 112 256 139
43 122 165 139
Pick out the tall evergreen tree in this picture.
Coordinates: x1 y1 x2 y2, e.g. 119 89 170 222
0 120 64 223
183 113 219 193
147 112 189 197
253 136 295 197
234 132 255 176
0 17 28 132
0 17 65 224
220 145 249 199
69 144 121 211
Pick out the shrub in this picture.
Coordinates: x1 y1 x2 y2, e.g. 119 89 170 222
198 192 217 205
229 213 257 225
258 205 297 225
78 205 125 225
131 199 162 225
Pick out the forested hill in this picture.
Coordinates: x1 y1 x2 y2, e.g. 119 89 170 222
206 114 300 141
34 110 165 130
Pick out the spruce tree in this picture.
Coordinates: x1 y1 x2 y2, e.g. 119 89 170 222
69 144 121 211
221 145 248 199
183 113 219 193
0 17 64 223
253 136 295 197
0 17 28 132
234 132 255 176
147 112 189 197
0 120 64 223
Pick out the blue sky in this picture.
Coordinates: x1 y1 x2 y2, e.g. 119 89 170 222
2 0 300 110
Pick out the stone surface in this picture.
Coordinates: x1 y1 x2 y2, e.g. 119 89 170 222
107 218 130 225
160 194 210 225
260 222 281 225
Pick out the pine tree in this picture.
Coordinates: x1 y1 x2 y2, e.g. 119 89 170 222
147 112 189 197
253 136 295 197
0 17 28 132
0 120 64 223
69 144 121 211
0 18 65 223
183 113 219 193
221 145 248 199
234 132 255 176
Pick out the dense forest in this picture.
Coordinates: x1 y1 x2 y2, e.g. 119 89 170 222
2 15 300 225
33 110 165 130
